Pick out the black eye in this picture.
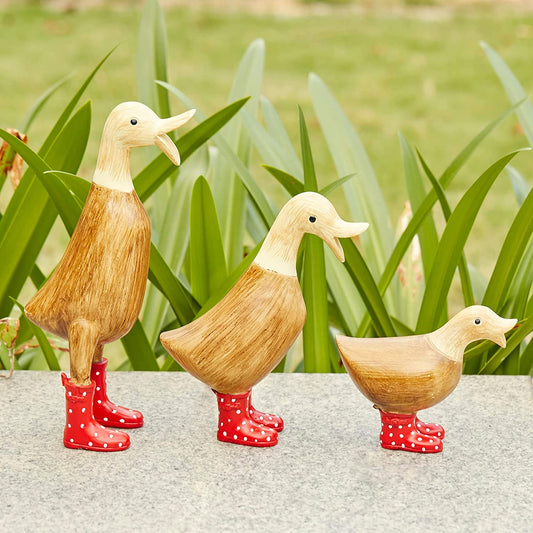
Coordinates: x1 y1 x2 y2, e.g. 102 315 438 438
474 318 481 325
130 118 138 125
309 216 317 223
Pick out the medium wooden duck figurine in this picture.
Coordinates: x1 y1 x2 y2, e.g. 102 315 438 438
161 192 369 447
25 102 195 451
336 305 516 453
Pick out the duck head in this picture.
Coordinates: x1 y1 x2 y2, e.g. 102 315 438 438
451 305 517 348
429 305 517 362
93 102 195 191
254 192 369 276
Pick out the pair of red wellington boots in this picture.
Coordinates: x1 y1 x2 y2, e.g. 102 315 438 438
379 411 445 453
215 390 283 447
62 358 143 452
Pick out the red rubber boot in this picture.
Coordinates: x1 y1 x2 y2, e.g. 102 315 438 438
91 358 143 428
62 373 130 451
379 411 443 453
249 399 284 432
215 390 278 447
415 417 445 439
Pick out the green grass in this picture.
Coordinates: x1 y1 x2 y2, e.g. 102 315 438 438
1 5 532 272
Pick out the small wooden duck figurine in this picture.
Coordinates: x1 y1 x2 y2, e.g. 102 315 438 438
25 102 195 451
336 305 516 453
161 192 368 447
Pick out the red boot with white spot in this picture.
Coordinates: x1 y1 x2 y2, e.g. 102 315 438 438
415 417 445 439
379 411 443 453
91 358 143 429
249 401 284 432
215 390 278 447
62 373 130 452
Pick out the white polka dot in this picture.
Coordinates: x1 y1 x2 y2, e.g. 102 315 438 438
438 432 441 436
388 425 392 429
103 443 108 448
96 387 100 391
244 437 247 441
429 439 433 443
109 434 113 438
417 423 421 427
70 438 74 443
112 409 117 414
391 441 395 445
398 425 402 429
411 443 415 448
250 428 254 432
408 424 412 428
267 437 271 442
223 431 227 437
249 409 253 414
68 409 72 414
133 415 137 419
400 434 404 438
97 400 102 404
220 422 223 427
435 446 439 450
417 437 422 441
254 439 258 442
68 392 72 396
103 418 108 422
88 442 93 446
119 419 125 423
401 444 405 448
94 432 98 437
118 443 123 447
81 408 86 413
227 419 231 423
237 426 241 430
389 433 393 437
242 421 246 425
233 435 237 440
231 399 235 403
82 392 86 397
411 431 415 435
236 410 241 414
275 423 278 427
260 416 264 420
96 372 100 376
426 428 430 432
67 423 71 428
220 398 224 403
261 431 265 435
80 423 84 428
269 416 272 420
380 432 383 436
422 447 426 452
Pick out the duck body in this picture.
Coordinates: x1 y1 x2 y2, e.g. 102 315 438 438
336 334 462 414
25 182 150 343
161 262 306 394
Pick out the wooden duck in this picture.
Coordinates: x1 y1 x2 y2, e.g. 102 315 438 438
336 305 517 453
25 102 195 452
160 192 369 447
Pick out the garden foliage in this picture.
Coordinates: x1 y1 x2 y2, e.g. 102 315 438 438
0 1 531 376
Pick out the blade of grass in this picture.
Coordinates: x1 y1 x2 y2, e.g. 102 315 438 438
416 149 526 333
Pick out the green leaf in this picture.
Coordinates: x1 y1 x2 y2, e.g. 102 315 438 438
399 133 439 280
482 187 533 313
120 320 160 371
299 108 331 372
418 150 475 308
190 176 228 305
343 239 396 338
13 300 60 371
263 165 304 197
0 102 91 316
133 97 250 201
319 173 356 197
481 41 533 146
506 164 531 206
416 149 526 333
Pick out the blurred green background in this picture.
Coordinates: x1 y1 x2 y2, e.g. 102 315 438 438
1 0 532 274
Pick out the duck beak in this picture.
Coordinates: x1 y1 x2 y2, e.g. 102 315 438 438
490 318 518 348
155 109 196 166
325 220 369 262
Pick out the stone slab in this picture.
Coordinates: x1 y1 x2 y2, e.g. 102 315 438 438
0 372 532 532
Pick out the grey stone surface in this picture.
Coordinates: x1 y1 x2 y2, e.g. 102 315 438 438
0 372 532 532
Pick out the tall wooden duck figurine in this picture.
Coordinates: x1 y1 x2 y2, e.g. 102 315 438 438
336 306 516 453
25 102 195 451
161 192 369 447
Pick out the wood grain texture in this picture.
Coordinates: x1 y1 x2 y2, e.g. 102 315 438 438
25 183 150 378
337 335 462 414
160 263 306 394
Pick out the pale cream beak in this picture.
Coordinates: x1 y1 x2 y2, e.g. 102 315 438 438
490 318 518 348
155 109 196 165
325 220 369 262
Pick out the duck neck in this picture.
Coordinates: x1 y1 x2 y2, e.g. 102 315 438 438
93 135 133 193
428 320 470 362
254 215 303 277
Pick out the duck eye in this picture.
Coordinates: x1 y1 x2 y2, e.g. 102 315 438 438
309 216 317 223
130 118 138 125
474 318 481 325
